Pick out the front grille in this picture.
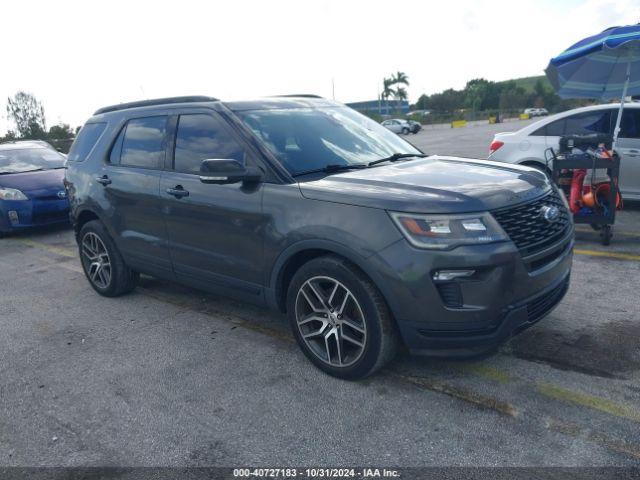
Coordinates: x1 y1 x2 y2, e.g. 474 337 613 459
526 275 570 323
492 190 571 258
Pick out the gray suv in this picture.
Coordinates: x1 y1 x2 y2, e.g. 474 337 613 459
65 96 574 379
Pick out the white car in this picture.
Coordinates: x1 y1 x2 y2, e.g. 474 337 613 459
524 108 549 117
488 103 640 200
381 119 411 135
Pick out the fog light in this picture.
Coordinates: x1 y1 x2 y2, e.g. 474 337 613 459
432 270 475 282
8 210 19 225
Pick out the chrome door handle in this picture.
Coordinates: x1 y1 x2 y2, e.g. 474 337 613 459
166 186 189 198
624 149 639 157
96 175 111 186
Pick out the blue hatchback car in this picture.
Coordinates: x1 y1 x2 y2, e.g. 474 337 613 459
0 141 70 236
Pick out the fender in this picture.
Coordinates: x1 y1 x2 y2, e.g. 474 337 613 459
72 205 119 244
265 238 394 312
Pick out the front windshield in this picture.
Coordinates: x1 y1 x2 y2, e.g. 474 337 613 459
0 147 66 174
238 107 421 175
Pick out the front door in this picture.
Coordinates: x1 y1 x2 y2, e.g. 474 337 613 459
160 111 266 301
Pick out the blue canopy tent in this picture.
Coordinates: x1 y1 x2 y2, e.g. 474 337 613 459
545 24 640 151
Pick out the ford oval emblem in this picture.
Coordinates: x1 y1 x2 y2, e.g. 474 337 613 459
540 205 560 223
57 190 67 199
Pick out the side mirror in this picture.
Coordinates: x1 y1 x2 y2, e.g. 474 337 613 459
199 159 263 185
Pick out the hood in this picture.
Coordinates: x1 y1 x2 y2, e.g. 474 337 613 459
0 168 66 198
298 156 549 213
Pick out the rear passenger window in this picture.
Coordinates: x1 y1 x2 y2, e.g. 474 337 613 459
120 116 167 169
67 122 107 162
564 110 611 136
531 118 565 137
109 126 126 164
174 114 245 174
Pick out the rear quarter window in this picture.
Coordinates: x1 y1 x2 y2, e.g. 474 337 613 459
67 122 107 162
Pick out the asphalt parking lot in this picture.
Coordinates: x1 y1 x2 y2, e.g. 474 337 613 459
1 120 640 467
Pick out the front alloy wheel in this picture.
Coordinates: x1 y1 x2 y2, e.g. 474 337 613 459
295 276 367 367
287 255 398 380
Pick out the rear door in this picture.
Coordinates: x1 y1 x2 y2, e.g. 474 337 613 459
615 108 640 197
99 115 172 277
160 110 266 301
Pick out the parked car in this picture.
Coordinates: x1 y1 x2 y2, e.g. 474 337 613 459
406 120 422 134
66 95 573 380
407 110 431 117
0 140 70 236
489 103 640 200
381 118 411 135
524 108 549 117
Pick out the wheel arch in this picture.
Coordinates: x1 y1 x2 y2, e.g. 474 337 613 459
268 240 393 315
74 208 101 240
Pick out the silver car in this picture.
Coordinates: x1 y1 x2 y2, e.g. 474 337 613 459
489 103 640 200
381 119 411 135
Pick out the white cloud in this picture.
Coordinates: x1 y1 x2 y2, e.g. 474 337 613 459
1 0 638 134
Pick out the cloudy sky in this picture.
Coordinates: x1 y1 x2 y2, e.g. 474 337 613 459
0 0 638 133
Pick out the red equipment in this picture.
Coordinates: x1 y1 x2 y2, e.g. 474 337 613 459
569 169 587 214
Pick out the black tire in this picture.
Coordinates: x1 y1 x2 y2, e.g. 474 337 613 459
601 225 612 246
286 255 399 380
78 220 138 297
401 127 410 135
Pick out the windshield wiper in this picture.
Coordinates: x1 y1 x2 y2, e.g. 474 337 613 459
368 153 428 167
291 163 369 178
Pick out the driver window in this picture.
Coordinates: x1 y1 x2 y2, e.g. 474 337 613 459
174 114 247 174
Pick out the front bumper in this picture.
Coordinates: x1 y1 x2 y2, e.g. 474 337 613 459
369 231 573 357
0 198 70 233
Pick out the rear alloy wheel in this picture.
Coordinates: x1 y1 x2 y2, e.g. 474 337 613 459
287 255 398 380
79 220 138 297
81 232 112 289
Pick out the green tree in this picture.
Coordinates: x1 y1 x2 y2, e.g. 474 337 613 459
6 91 47 139
0 130 17 143
48 123 74 140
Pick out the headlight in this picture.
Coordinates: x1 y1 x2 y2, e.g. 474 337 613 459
389 211 507 250
0 188 28 201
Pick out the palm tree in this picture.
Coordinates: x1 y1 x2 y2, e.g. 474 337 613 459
395 86 408 102
381 77 395 114
392 71 409 88
392 72 409 113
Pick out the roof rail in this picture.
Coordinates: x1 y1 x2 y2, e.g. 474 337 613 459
272 94 324 99
94 96 219 115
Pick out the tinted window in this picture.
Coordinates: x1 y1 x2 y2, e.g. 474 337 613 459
121 116 167 169
545 119 566 136
174 114 245 174
67 122 107 162
531 118 565 136
109 126 126 164
620 109 640 139
565 110 611 135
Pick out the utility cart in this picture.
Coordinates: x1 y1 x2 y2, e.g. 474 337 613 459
546 134 621 246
